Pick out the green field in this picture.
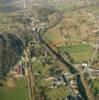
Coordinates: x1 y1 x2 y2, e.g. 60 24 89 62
71 50 93 63
0 78 29 100
58 44 93 63
58 44 92 53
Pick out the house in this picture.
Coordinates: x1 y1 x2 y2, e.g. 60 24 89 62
10 61 25 78
82 63 88 68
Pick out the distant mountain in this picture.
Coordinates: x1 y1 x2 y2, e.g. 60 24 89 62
0 0 15 4
29 0 99 6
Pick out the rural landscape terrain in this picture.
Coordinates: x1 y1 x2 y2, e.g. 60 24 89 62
0 0 99 100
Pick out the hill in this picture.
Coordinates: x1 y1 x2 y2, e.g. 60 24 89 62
0 0 15 4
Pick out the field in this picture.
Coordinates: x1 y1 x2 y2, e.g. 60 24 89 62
57 44 92 53
0 78 29 100
71 50 93 63
44 27 66 46
56 3 75 12
57 44 93 63
86 4 99 15
44 10 98 63
45 10 99 46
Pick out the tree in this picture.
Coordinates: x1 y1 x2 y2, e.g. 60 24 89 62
0 33 23 79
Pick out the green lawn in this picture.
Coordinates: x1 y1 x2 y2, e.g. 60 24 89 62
0 78 29 100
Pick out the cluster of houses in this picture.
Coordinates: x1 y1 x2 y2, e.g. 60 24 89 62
45 72 82 99
64 72 81 98
81 62 99 79
9 60 28 78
